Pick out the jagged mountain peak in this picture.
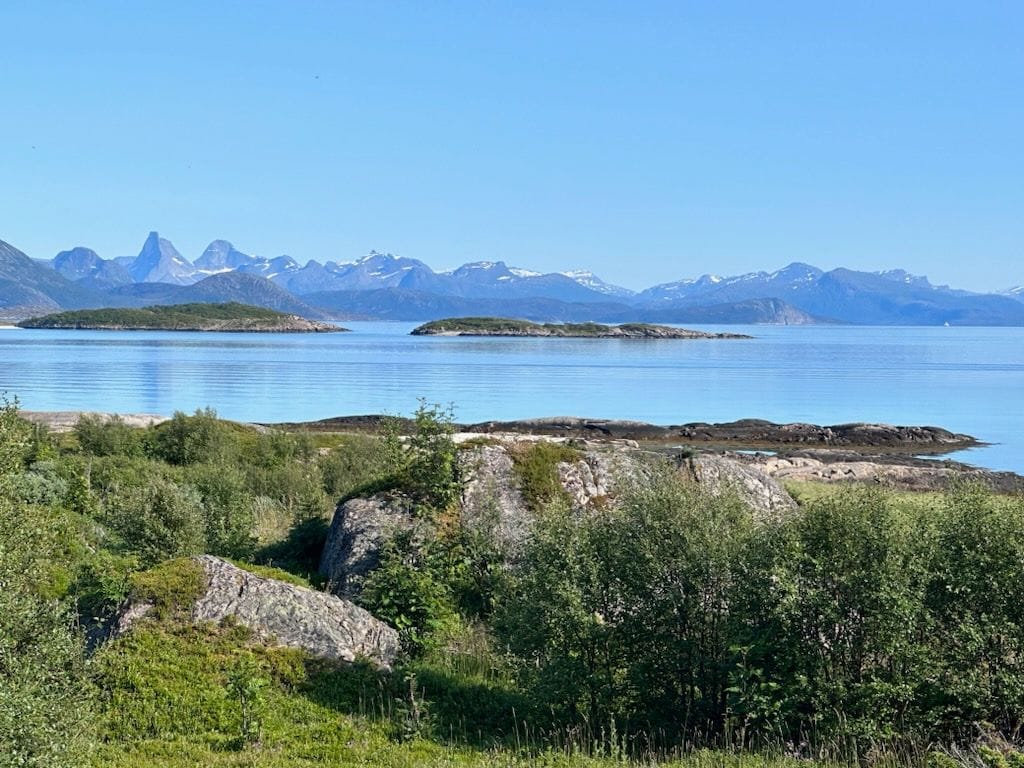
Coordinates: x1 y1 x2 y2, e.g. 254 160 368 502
129 231 198 285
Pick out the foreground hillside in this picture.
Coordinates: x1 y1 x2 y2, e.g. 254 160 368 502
17 302 343 332
3 400 1024 767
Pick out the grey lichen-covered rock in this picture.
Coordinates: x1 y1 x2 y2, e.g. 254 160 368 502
557 451 647 508
319 494 420 599
116 556 400 667
459 444 531 556
683 454 796 518
319 440 658 597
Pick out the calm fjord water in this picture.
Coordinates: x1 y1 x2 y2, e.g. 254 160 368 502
2 322 1022 472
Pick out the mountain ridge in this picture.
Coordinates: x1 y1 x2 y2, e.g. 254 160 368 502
3 232 1023 325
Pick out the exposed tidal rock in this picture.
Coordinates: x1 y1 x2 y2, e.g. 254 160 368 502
459 417 978 453
115 556 400 667
756 452 1024 493
21 410 170 432
682 454 797 518
319 495 422 599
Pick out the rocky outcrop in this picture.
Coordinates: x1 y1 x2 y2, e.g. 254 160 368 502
682 454 797 518
115 556 400 667
321 442 647 597
558 451 648 508
459 444 531 556
319 495 421 599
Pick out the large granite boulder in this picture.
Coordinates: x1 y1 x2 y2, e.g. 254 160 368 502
115 556 400 667
683 454 796 518
319 494 421 599
459 444 531 555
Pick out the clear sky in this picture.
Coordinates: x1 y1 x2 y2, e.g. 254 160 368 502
1 1 1021 291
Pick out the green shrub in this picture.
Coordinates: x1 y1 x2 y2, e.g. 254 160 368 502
360 530 461 655
184 463 256 559
0 489 94 766
508 441 582 511
104 479 207 567
74 414 144 457
146 408 236 466
129 557 207 621
403 401 460 512
317 434 393 499
0 394 31 476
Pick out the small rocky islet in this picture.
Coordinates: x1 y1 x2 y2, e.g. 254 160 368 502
410 316 752 338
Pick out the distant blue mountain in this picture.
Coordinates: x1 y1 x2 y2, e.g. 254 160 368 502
3 231 1023 324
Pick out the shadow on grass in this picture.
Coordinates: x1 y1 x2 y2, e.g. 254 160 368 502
297 656 539 748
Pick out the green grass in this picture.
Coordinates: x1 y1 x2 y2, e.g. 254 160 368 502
128 557 207 619
508 441 584 511
227 559 314 588
89 622 826 768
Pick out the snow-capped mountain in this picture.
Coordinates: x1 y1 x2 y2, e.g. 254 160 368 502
639 262 824 304
560 270 635 298
194 240 259 273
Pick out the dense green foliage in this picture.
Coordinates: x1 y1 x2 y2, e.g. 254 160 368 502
4 395 1024 768
0 398 93 767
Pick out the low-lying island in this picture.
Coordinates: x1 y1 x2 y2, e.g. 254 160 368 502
17 302 345 333
410 316 752 338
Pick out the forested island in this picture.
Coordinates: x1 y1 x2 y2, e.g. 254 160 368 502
411 316 752 338
4 399 1024 768
16 302 344 332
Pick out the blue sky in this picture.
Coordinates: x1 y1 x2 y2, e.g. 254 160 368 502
1 1 1021 291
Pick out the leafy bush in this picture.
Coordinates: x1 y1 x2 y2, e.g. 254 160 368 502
146 408 236 466
104 478 207 567
360 530 461 654
184 463 256 559
401 401 460 512
0 465 94 765
74 414 144 457
317 434 393 499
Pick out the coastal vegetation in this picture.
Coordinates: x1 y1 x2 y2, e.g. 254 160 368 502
3 396 1024 767
411 317 752 338
16 302 343 332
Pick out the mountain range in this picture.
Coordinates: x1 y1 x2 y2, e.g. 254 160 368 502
3 231 1023 325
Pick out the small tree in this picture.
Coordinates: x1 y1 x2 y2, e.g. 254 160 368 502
226 653 268 748
104 478 206 566
404 400 459 512
147 408 234 466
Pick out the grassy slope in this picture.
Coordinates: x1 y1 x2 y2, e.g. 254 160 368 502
90 622 811 768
